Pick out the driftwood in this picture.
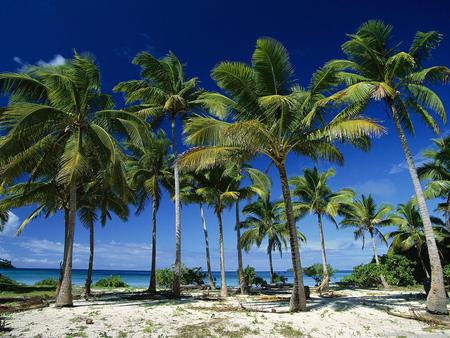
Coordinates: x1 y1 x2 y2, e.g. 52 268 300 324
385 307 450 328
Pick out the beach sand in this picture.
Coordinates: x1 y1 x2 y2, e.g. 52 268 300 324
3 288 449 337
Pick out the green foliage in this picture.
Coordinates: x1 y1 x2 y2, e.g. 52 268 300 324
156 265 206 288
34 278 58 287
253 276 268 288
342 255 416 287
443 264 450 285
303 264 336 286
0 274 18 286
242 265 256 286
93 275 129 288
272 273 288 284
0 259 14 269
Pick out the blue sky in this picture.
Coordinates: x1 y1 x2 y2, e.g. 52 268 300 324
0 0 449 271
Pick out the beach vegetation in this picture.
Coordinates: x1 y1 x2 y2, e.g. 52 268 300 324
156 265 206 288
34 278 58 287
94 275 129 288
303 264 337 286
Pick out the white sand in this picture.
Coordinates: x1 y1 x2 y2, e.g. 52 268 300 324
4 288 450 337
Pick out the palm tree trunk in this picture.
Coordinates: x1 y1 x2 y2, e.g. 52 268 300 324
276 162 307 312
317 213 330 293
370 231 389 288
420 255 431 280
446 192 449 229
217 210 227 298
56 207 70 298
200 204 214 289
390 100 448 314
149 195 158 293
85 219 94 297
55 183 76 307
171 114 181 297
236 200 248 295
268 249 274 284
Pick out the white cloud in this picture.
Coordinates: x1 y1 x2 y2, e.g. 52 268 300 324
13 54 66 72
0 212 20 237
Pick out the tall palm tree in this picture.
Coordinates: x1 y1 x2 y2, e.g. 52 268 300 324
289 167 354 292
241 196 296 284
340 194 396 288
0 53 119 307
327 20 449 314
126 128 172 293
388 200 447 280
179 38 383 311
417 137 450 226
114 51 204 296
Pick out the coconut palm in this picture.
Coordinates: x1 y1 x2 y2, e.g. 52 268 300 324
0 53 119 306
289 167 354 292
126 127 173 293
114 51 205 296
179 38 383 311
417 137 450 226
326 20 449 314
388 200 447 280
340 194 396 288
241 195 305 284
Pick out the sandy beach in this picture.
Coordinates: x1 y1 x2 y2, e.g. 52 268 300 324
3 288 449 337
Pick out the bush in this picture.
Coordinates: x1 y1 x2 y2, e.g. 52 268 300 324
443 264 450 285
34 278 58 287
242 265 256 286
94 275 128 288
342 255 416 288
0 274 18 285
253 276 268 288
303 264 336 286
156 265 206 288
272 273 287 284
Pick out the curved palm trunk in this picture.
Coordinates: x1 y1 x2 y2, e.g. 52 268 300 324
56 207 70 298
276 162 307 312
390 101 448 314
236 201 248 294
317 213 330 293
55 183 76 307
149 196 158 293
85 219 94 297
420 256 431 280
268 248 274 285
171 115 182 297
217 210 227 298
200 204 214 289
369 231 389 288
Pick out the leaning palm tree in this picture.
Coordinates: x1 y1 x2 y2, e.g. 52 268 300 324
126 128 173 293
289 167 354 292
417 137 450 226
340 194 396 288
241 196 293 284
179 38 383 311
0 53 119 307
388 200 446 280
114 51 204 296
326 20 449 314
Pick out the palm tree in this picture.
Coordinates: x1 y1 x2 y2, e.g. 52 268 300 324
126 128 172 293
0 53 119 307
114 51 204 296
241 196 295 284
340 194 396 288
179 38 383 311
327 20 449 314
417 137 450 226
388 200 446 280
289 167 354 292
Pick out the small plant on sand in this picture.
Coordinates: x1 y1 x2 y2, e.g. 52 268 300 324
34 278 58 287
303 264 336 286
272 323 304 337
94 275 129 288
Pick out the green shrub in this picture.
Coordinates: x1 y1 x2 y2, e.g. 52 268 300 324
272 273 287 284
34 278 58 287
443 264 450 285
303 264 336 286
156 265 206 288
94 275 128 288
342 255 416 287
242 265 256 286
0 274 18 285
253 276 268 288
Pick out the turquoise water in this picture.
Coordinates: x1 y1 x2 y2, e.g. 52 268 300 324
0 268 351 287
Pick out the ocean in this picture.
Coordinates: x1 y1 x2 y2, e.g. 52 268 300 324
0 268 352 287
